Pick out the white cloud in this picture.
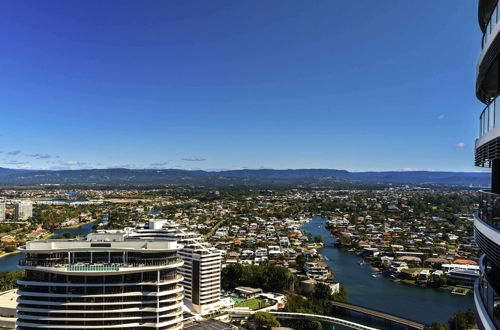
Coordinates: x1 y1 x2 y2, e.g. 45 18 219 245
29 153 51 159
455 142 466 148
106 163 137 169
402 168 420 172
437 114 445 120
182 157 206 162
62 160 87 166
150 162 169 168
4 160 29 165
6 150 20 155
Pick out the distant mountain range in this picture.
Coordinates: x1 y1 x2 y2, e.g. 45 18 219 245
0 167 490 187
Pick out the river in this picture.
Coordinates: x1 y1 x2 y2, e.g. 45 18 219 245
0 221 98 272
301 216 474 325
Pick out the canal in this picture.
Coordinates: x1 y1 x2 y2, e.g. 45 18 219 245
302 216 474 325
0 220 99 272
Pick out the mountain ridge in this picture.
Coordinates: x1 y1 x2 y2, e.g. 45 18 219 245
0 167 489 186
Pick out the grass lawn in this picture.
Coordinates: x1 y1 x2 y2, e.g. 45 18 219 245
235 298 266 310
401 267 426 274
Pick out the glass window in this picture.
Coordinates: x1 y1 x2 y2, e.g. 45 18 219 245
481 113 484 136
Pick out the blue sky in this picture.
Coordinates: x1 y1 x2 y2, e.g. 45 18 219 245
0 1 484 172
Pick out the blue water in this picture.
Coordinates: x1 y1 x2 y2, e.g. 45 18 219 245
0 221 98 272
50 220 99 239
149 208 163 216
302 216 474 325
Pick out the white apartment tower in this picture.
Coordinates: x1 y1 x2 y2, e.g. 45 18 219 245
0 200 5 221
15 201 32 220
16 232 185 329
127 220 222 315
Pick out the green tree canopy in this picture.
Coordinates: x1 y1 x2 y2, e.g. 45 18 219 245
313 283 332 300
221 263 297 293
424 322 448 330
249 312 279 329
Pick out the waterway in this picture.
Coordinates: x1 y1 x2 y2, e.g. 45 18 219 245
301 216 474 325
0 220 98 272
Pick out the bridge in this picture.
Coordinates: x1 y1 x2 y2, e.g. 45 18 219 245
228 310 378 330
330 301 425 330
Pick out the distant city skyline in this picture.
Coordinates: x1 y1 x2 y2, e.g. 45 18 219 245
0 1 481 172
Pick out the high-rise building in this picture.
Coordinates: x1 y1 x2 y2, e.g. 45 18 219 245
0 200 5 221
14 201 32 220
16 232 185 329
128 220 222 315
474 1 500 328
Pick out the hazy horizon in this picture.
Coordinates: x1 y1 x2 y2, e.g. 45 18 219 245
0 166 490 173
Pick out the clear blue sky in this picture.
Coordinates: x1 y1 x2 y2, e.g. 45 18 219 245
0 1 484 172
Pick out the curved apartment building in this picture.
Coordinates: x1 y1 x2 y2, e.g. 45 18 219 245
16 232 184 330
475 1 500 328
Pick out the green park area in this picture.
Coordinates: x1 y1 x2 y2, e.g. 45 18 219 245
234 298 269 310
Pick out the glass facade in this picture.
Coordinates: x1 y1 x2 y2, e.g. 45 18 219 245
480 96 500 137
479 190 500 229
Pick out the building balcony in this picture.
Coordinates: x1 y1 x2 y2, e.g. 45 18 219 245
17 284 184 299
16 300 184 315
477 0 500 102
478 190 500 230
479 96 500 139
18 257 184 273
481 0 500 50
16 319 184 330
475 99 500 167
17 274 184 287
475 192 500 268
474 256 500 329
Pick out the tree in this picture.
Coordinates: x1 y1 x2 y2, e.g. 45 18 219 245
424 323 448 330
221 263 244 290
314 235 324 243
295 255 306 269
4 246 16 253
249 312 279 329
338 235 352 247
332 285 348 303
464 309 476 327
305 321 322 330
56 233 79 239
222 263 297 293
0 271 24 291
290 320 323 330
448 311 470 330
313 283 332 300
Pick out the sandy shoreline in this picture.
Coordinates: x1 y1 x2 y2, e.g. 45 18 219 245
0 250 21 259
